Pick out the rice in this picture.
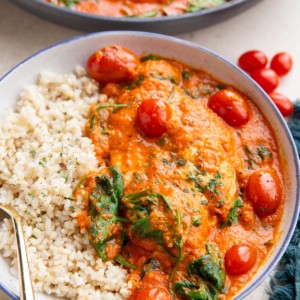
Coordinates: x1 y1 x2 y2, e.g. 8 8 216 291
0 66 130 299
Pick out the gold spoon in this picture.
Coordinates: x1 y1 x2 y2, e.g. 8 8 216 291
0 205 35 300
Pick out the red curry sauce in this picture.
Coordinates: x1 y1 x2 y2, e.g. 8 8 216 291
46 0 228 17
75 46 284 300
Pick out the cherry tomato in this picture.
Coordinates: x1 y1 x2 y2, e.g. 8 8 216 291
269 92 294 117
270 52 293 76
135 287 172 300
208 89 250 126
87 45 140 83
246 169 282 217
251 68 280 93
238 50 268 73
225 244 257 276
136 99 171 138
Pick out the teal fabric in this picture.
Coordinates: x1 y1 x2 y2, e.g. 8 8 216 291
270 100 300 300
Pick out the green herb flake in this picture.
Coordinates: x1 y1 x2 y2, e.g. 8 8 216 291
64 197 75 201
257 146 272 161
159 137 166 146
177 159 186 166
185 0 225 12
90 114 96 131
221 199 243 228
59 0 80 8
29 150 36 157
141 54 161 62
161 158 172 167
115 254 137 269
216 84 226 90
182 70 190 80
192 216 201 226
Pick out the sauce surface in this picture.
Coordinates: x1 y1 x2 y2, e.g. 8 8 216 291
75 47 284 299
47 0 228 17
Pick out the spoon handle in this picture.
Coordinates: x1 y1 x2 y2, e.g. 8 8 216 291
11 216 35 300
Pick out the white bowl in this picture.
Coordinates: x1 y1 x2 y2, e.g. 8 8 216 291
0 31 299 300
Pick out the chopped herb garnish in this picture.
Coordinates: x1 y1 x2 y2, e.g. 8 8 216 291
257 145 272 161
114 254 137 269
59 0 80 8
182 70 190 80
159 137 166 146
141 258 160 278
161 158 172 167
90 114 96 131
177 159 186 166
129 10 158 18
64 197 74 201
185 0 225 12
192 216 201 226
216 84 226 90
96 103 129 112
29 150 36 157
221 199 243 228
141 54 161 62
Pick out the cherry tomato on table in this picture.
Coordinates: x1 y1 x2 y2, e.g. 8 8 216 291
208 89 250 126
136 98 171 138
270 52 293 76
269 92 294 117
87 45 140 83
225 244 257 276
238 50 268 73
251 68 280 93
246 169 282 217
135 287 172 300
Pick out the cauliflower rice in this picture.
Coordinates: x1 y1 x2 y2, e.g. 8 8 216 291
0 67 130 299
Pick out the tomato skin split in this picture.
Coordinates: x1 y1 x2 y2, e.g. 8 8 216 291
87 45 140 83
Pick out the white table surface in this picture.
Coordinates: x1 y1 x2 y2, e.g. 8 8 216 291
0 0 299 299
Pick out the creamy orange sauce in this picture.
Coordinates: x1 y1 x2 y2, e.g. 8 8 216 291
75 53 284 299
47 0 228 17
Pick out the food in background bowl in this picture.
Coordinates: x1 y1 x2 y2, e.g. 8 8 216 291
0 32 298 300
46 0 230 17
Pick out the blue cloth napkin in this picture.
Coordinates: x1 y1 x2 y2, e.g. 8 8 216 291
270 101 300 299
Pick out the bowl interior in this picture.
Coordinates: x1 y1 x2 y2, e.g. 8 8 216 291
0 31 299 300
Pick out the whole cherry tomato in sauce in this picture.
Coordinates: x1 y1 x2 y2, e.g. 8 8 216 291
136 99 171 138
238 50 268 73
270 52 293 76
269 92 294 117
208 89 250 126
246 169 282 217
225 244 257 276
251 68 280 93
135 287 172 300
87 45 140 83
